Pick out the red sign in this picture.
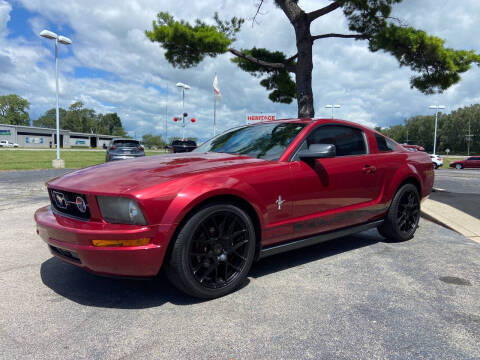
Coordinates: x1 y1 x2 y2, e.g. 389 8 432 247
246 113 276 122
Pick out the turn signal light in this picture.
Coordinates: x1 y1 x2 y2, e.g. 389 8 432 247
92 238 150 247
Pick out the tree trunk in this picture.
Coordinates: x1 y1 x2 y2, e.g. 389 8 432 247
293 13 314 118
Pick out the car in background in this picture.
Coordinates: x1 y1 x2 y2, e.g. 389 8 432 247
35 118 433 299
449 156 480 169
0 140 19 148
402 144 425 152
170 139 197 153
105 138 145 162
429 154 443 169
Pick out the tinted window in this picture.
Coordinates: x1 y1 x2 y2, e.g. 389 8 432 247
194 123 306 160
375 133 396 152
112 140 139 147
307 125 366 156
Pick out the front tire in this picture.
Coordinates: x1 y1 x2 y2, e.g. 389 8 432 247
434 163 439 169
165 202 256 299
455 164 463 170
378 183 420 242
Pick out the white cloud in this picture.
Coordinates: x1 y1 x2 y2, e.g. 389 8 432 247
1 0 480 141
0 0 10 37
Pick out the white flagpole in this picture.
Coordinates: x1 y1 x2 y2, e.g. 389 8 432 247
214 94 216 137
213 72 217 137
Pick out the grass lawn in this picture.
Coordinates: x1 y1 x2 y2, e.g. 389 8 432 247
0 149 165 170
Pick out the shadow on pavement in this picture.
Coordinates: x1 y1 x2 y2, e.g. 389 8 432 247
251 230 380 278
40 258 202 309
41 230 381 308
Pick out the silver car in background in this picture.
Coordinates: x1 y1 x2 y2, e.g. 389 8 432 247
105 138 145 162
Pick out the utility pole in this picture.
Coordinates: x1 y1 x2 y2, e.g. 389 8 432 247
466 116 474 156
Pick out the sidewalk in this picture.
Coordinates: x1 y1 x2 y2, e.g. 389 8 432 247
422 198 480 243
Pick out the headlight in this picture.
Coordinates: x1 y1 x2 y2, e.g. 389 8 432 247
97 196 147 225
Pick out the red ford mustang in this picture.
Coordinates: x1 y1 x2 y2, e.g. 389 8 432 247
35 119 434 298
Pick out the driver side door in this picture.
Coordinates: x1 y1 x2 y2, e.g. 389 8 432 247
289 124 384 239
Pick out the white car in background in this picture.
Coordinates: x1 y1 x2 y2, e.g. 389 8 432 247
429 154 443 169
0 140 19 148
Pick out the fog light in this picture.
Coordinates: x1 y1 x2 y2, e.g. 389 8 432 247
92 238 150 247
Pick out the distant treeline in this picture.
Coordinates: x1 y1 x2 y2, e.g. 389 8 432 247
0 94 127 136
376 104 479 154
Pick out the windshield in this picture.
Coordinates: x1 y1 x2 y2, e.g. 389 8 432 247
193 122 306 160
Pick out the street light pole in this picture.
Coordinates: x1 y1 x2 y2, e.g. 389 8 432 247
429 105 445 155
176 82 190 140
325 104 341 119
40 29 71 168
54 37 60 160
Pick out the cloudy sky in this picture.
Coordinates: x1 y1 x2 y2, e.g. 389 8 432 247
1 0 480 141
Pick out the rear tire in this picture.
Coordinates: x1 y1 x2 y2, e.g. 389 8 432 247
455 164 463 170
165 202 256 299
378 183 420 242
434 163 439 169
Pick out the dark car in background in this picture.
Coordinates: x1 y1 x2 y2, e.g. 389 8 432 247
170 139 197 153
106 138 145 162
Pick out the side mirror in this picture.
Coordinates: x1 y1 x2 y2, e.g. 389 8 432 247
299 144 336 160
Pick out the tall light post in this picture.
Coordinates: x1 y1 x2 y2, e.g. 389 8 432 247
40 29 71 168
429 105 445 155
176 82 190 140
325 104 341 119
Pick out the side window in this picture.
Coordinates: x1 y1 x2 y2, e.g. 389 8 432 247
307 125 366 157
375 133 396 152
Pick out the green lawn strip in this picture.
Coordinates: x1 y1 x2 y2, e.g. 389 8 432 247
0 150 166 170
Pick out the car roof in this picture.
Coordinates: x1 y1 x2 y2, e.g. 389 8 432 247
113 138 139 142
251 118 372 130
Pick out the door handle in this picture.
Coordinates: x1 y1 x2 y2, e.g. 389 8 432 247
362 165 376 174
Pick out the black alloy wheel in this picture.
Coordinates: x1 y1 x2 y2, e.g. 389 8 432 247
378 183 420 242
189 211 250 289
396 190 420 236
165 203 255 299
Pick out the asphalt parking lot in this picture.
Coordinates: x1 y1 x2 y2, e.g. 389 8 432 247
1 170 479 359
432 169 480 219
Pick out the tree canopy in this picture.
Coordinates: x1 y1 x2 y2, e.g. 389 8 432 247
33 101 127 136
0 94 30 126
378 103 480 154
146 1 480 117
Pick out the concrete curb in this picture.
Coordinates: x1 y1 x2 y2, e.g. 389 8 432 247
421 198 480 243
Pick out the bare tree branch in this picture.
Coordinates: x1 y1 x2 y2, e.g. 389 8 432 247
307 1 341 22
228 48 296 72
252 0 265 27
286 53 298 62
312 33 368 41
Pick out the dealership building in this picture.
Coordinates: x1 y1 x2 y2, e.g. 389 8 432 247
0 123 120 148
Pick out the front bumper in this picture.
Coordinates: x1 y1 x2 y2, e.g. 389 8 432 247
35 206 168 277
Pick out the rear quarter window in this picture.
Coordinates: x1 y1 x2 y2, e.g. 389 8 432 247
375 133 396 152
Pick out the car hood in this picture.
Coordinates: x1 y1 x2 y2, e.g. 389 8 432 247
47 152 268 194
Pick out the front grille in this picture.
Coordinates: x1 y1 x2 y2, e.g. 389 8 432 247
49 245 81 263
48 188 91 220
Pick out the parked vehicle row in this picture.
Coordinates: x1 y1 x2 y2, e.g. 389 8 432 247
36 118 434 299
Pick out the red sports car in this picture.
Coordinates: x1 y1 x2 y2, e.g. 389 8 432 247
449 156 480 169
35 119 434 298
